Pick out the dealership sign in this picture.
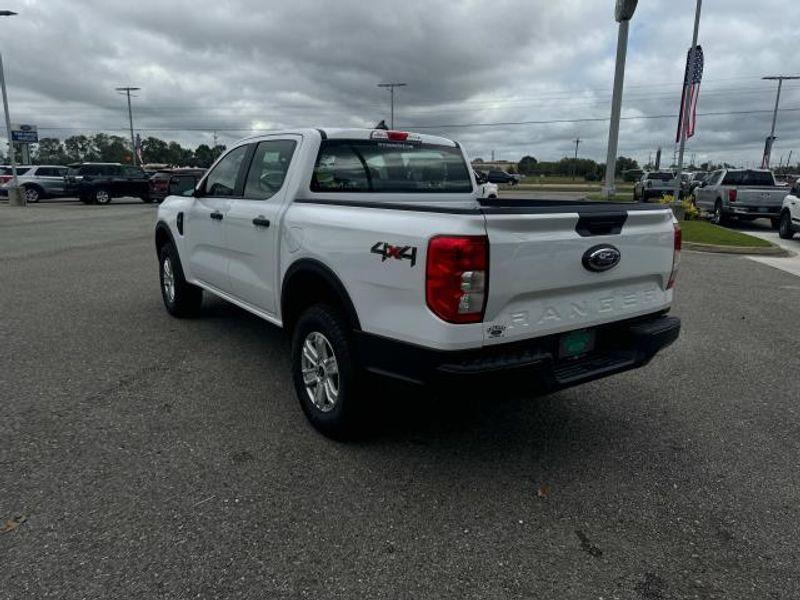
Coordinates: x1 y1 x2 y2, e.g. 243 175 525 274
11 123 38 143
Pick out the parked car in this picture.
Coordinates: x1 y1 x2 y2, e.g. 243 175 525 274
694 169 788 228
778 182 800 240
154 127 681 437
473 170 499 199
149 168 206 203
485 170 518 185
0 165 31 182
0 165 68 202
65 163 151 205
633 171 681 201
686 172 710 193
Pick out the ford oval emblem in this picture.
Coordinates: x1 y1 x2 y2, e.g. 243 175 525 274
582 244 621 272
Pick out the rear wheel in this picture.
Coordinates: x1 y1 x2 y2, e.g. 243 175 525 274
94 188 111 205
770 217 781 231
779 211 795 239
712 200 728 226
158 242 203 317
291 304 362 438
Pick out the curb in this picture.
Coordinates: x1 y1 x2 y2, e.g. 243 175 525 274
683 241 790 256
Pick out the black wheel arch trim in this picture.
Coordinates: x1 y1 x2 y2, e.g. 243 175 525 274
154 220 178 253
282 258 361 331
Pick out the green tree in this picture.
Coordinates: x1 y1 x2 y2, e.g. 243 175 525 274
142 136 169 163
92 133 131 163
194 143 226 168
517 155 538 175
615 156 639 177
35 138 68 164
64 135 95 162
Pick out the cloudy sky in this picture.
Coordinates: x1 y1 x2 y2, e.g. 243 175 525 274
2 0 800 166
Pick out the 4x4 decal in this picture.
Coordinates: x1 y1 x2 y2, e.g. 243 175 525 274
371 242 417 267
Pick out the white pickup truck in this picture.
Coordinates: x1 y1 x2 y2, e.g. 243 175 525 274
694 168 788 227
155 128 681 437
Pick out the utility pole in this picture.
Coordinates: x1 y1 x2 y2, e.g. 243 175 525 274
572 137 581 181
0 10 21 206
602 0 638 197
672 0 703 204
116 86 140 165
761 75 800 169
377 82 406 129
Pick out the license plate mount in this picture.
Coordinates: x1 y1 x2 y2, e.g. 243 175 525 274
559 329 596 359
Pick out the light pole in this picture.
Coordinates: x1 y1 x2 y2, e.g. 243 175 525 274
602 0 638 198
116 86 140 165
0 9 22 206
761 75 800 169
377 82 406 129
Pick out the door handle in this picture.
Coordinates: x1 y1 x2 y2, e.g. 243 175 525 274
252 216 271 228
210 211 223 221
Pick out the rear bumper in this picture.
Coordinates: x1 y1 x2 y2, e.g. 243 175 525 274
729 205 781 218
355 313 681 391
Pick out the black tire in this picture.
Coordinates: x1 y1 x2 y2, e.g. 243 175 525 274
22 185 42 203
779 211 795 240
770 217 781 231
291 304 362 439
141 195 154 204
94 187 111 205
158 242 203 318
712 200 728 226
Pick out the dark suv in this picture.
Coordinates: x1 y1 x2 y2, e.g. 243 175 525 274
66 163 151 204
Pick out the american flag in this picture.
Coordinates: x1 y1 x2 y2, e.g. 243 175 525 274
134 133 144 164
676 45 704 143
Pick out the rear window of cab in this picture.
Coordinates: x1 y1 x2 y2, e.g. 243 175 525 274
311 140 472 193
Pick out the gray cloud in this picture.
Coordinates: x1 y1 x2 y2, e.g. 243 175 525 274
2 0 799 166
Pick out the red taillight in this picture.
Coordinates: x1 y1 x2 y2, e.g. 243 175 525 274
387 131 409 141
426 235 488 324
667 224 681 290
0 175 11 184
728 189 737 202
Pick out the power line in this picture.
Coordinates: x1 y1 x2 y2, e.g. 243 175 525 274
27 105 800 135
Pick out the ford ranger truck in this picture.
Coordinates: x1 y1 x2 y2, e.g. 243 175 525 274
154 128 681 437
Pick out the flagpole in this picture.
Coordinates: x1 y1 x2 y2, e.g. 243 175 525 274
672 0 703 206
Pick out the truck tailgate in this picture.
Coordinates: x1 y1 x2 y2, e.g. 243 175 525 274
735 187 787 208
481 201 675 345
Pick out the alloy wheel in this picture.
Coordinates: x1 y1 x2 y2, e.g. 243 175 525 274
300 331 340 413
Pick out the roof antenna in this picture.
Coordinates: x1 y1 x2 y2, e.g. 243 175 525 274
375 119 389 130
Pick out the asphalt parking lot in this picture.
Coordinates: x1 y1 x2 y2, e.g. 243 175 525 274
2 200 799 599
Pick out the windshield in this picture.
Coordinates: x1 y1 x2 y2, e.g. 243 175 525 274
311 140 472 193
722 170 775 186
647 172 674 181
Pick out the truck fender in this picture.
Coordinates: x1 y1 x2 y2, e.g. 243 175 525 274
281 259 361 333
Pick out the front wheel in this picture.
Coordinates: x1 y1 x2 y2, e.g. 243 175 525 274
712 201 728 226
23 186 41 203
291 304 362 438
779 211 795 239
158 242 203 317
